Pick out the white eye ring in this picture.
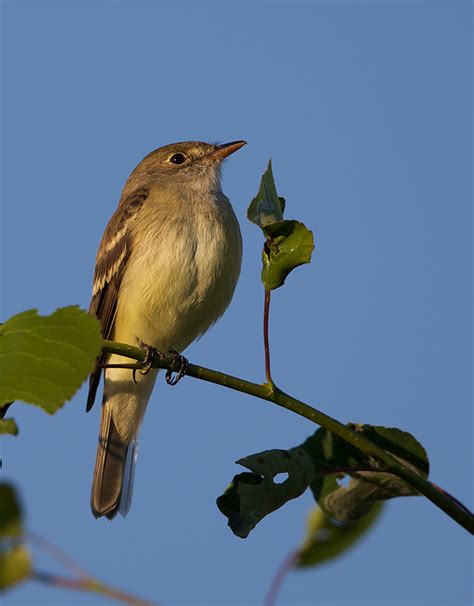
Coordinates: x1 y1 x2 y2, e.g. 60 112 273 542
168 153 187 165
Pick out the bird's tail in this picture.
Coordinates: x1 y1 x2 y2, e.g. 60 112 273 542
91 403 137 519
90 361 157 519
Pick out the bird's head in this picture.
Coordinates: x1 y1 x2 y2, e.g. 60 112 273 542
123 140 246 196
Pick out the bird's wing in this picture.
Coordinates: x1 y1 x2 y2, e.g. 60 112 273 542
86 187 149 412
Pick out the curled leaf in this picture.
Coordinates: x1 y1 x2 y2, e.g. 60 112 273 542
217 448 316 538
262 220 315 290
247 160 285 227
300 424 429 522
247 160 315 290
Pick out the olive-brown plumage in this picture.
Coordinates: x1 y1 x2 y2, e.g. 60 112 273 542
88 141 245 518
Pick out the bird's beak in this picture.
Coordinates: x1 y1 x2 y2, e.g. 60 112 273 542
207 140 247 161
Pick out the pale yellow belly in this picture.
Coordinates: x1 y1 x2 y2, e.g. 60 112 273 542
113 211 241 353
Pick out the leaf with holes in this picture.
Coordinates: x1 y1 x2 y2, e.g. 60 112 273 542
217 448 316 538
0 307 102 413
299 424 429 522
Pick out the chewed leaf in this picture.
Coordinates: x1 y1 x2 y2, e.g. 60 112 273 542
262 220 315 290
299 424 429 522
247 160 285 227
296 503 383 568
217 448 316 538
0 419 18 436
0 307 102 413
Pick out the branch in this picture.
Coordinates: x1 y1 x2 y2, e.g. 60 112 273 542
32 571 159 606
263 289 274 387
102 340 474 534
263 549 298 606
27 532 159 606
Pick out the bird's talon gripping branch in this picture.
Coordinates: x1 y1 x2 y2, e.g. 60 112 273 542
165 348 188 386
132 342 163 384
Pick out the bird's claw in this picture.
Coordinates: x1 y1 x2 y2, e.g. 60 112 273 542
165 348 188 386
132 342 163 384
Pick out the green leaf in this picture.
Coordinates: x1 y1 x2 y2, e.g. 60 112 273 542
0 419 18 436
220 425 430 537
0 483 23 539
262 220 315 290
0 307 102 413
296 503 383 568
0 484 31 591
0 545 32 591
247 160 285 227
356 425 429 475
247 160 315 290
217 448 316 538
300 425 429 522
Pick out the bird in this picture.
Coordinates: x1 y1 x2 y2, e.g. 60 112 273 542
87 140 246 519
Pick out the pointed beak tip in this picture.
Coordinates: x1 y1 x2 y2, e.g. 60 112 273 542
210 140 247 161
233 140 247 151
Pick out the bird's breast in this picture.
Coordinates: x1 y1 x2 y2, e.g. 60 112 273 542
115 192 242 351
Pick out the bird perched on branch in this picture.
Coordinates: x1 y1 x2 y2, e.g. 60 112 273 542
87 140 246 519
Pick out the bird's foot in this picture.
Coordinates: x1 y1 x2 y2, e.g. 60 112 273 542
132 341 163 384
165 348 188 386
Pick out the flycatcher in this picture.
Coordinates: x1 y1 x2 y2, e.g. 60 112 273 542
87 140 245 519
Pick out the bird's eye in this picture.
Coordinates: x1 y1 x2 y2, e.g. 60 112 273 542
169 153 187 165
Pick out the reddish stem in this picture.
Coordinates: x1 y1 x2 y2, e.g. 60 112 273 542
263 549 299 606
264 289 273 386
32 570 158 606
26 531 88 579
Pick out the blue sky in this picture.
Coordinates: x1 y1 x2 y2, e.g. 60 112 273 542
1 2 472 605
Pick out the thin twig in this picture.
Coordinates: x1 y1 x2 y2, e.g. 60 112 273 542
427 481 473 517
26 532 159 605
263 549 299 606
101 340 474 534
263 289 274 387
26 531 88 579
32 570 159 606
